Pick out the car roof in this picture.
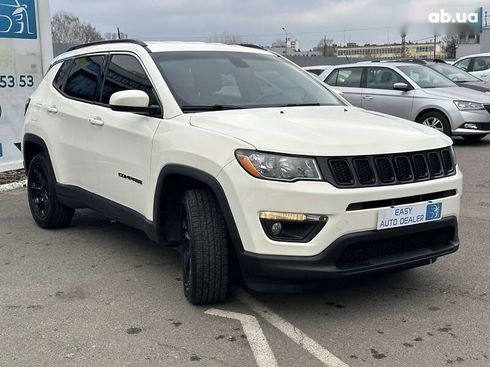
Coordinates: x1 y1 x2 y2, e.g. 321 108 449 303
332 62 416 68
457 52 490 60
51 40 273 65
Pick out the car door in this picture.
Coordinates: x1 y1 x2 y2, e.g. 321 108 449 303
45 55 105 187
468 57 490 82
361 67 414 120
84 53 162 215
323 67 363 106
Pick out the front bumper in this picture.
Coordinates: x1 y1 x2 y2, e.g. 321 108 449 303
449 110 490 135
239 217 458 287
218 160 462 257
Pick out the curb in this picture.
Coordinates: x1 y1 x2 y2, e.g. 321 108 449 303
0 180 27 193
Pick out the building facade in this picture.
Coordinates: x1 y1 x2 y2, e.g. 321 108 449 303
336 42 444 59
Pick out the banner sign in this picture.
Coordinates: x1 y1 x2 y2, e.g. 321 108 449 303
0 0 52 172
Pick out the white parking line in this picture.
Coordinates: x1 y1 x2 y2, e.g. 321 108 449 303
236 290 350 367
205 308 278 367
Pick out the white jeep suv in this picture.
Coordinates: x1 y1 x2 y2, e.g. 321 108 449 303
23 40 462 304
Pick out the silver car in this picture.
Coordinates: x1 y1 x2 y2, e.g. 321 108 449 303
317 62 490 142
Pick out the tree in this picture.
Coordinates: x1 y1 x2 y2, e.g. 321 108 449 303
314 37 336 56
209 32 243 44
51 11 104 44
443 35 459 59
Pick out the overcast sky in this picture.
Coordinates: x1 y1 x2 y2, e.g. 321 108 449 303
49 0 486 49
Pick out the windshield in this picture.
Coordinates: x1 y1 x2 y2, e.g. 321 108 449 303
151 51 344 112
398 65 457 88
428 63 481 83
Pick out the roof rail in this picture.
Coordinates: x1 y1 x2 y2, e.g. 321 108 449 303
68 39 151 53
236 43 269 51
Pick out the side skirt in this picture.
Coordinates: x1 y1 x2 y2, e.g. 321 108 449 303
55 184 159 242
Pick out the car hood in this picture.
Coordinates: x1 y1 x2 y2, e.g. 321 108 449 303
189 106 452 156
419 86 490 103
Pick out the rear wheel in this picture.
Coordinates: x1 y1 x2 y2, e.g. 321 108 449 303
463 134 487 143
27 154 74 229
181 189 228 305
417 111 451 136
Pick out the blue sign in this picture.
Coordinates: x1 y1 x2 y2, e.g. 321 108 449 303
0 143 3 158
0 0 37 39
425 203 442 221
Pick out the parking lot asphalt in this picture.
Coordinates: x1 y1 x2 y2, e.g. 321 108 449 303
1 136 489 367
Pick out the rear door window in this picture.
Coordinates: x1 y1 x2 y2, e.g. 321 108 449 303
63 55 105 102
333 68 363 88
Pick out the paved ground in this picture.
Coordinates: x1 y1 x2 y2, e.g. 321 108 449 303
1 136 489 367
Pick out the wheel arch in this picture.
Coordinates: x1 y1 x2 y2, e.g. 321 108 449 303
23 134 53 174
415 108 450 123
153 164 245 255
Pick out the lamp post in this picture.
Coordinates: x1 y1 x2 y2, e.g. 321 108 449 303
282 27 288 56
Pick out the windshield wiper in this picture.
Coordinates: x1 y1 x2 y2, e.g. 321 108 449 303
181 104 245 112
278 103 322 107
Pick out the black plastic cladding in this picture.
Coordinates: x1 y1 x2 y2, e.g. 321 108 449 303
317 147 456 188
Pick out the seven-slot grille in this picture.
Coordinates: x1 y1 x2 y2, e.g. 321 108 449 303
318 148 456 188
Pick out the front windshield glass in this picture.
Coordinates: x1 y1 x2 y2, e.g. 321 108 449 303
429 63 481 83
151 51 344 112
398 65 457 88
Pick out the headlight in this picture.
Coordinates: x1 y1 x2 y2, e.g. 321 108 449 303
235 150 322 182
453 100 485 111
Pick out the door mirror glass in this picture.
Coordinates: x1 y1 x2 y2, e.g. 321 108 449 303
109 90 160 116
393 82 411 91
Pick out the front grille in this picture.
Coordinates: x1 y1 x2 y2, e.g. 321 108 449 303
329 159 354 185
353 159 375 184
336 225 455 269
318 147 456 188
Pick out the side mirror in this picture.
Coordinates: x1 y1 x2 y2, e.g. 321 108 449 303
393 82 411 91
109 90 161 116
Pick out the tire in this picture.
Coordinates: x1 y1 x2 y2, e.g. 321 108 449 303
417 111 451 136
463 134 487 143
27 154 74 229
181 189 228 305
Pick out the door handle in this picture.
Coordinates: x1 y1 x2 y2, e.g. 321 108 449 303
47 106 58 114
89 117 104 126
363 96 373 100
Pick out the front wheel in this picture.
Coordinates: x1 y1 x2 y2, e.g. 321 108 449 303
27 154 74 229
417 111 451 136
181 189 229 305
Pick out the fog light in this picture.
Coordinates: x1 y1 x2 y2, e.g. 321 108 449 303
271 222 282 235
259 211 328 242
464 123 478 130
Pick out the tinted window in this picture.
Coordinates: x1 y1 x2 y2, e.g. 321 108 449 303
453 58 471 71
101 54 158 105
471 57 490 72
53 60 73 90
151 51 344 111
366 67 406 89
334 68 363 88
324 70 338 85
63 56 105 102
